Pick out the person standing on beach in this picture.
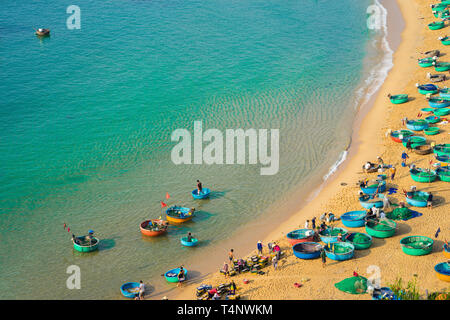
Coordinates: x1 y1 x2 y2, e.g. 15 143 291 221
304 220 309 229
320 248 327 268
197 180 203 194
390 166 396 180
222 262 229 278
257 240 263 255
138 280 145 299
401 151 409 166
177 266 186 287
311 217 316 229
229 281 237 295
320 212 327 222
272 255 278 271
427 192 433 209
406 139 412 152
383 195 390 210
228 249 234 264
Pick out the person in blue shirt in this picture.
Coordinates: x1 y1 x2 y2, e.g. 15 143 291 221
401 151 409 166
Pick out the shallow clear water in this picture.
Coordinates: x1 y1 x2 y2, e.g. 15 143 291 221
0 0 376 299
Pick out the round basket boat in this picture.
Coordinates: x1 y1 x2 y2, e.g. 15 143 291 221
410 168 438 183
35 28 50 37
402 136 427 149
359 194 385 209
360 180 386 195
166 206 195 223
180 237 198 247
292 242 322 259
120 282 140 298
345 232 373 250
443 244 450 259
324 242 355 261
286 229 315 245
418 58 434 67
165 268 188 283
417 84 438 95
424 127 440 135
433 107 450 116
389 94 409 104
434 262 450 282
421 107 435 112
436 154 450 165
405 191 429 207
435 61 450 71
441 36 450 45
318 227 348 244
425 115 441 124
433 4 448 12
73 236 100 253
428 98 450 108
400 236 433 256
436 165 450 182
192 188 211 199
390 129 414 143
341 211 367 228
406 119 429 131
414 144 432 155
365 219 396 238
140 219 168 237
434 144 450 157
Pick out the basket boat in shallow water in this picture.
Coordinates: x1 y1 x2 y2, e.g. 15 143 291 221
120 282 140 298
180 237 198 247
165 268 188 283
191 188 211 199
318 227 348 244
436 165 450 182
286 229 315 245
345 232 373 250
292 242 322 259
165 206 195 223
365 219 396 238
359 194 385 209
434 262 450 282
390 129 414 143
400 236 433 256
140 219 168 237
410 168 437 183
405 191 429 207
324 242 355 261
341 211 366 228
73 236 99 252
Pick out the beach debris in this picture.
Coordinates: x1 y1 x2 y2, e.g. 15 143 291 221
435 227 441 238
293 282 303 288
388 188 398 194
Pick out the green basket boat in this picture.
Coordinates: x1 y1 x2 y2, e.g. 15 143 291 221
365 219 396 238
424 127 440 135
434 143 450 157
73 236 100 253
345 232 373 250
418 58 435 67
429 21 446 30
421 107 435 112
436 165 450 182
389 94 409 104
434 61 450 71
434 108 450 116
433 3 449 12
440 36 450 45
400 236 433 256
410 168 438 182
402 136 427 149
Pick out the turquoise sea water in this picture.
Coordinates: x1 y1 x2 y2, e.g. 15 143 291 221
0 0 378 299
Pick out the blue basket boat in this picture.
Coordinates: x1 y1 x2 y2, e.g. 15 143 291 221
286 229 315 245
405 191 429 207
406 120 429 131
180 237 198 247
360 180 386 195
428 98 450 108
359 194 385 209
120 282 140 298
292 242 322 259
436 154 450 165
434 262 450 282
324 242 355 261
417 84 438 95
318 227 348 244
439 87 450 99
192 188 211 199
425 115 441 124
165 268 188 283
341 211 367 228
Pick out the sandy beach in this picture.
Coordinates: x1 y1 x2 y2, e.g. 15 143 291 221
170 0 450 300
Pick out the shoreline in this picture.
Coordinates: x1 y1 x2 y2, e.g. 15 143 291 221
169 0 421 300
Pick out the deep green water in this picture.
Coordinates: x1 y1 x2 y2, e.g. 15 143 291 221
0 0 380 299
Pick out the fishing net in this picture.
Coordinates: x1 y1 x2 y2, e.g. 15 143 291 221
352 233 371 244
386 207 412 220
335 276 368 294
401 236 433 249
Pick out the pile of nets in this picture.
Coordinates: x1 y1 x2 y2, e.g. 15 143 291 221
352 233 371 244
335 276 368 294
386 207 413 220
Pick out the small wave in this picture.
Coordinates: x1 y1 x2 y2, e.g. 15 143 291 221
323 150 348 181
